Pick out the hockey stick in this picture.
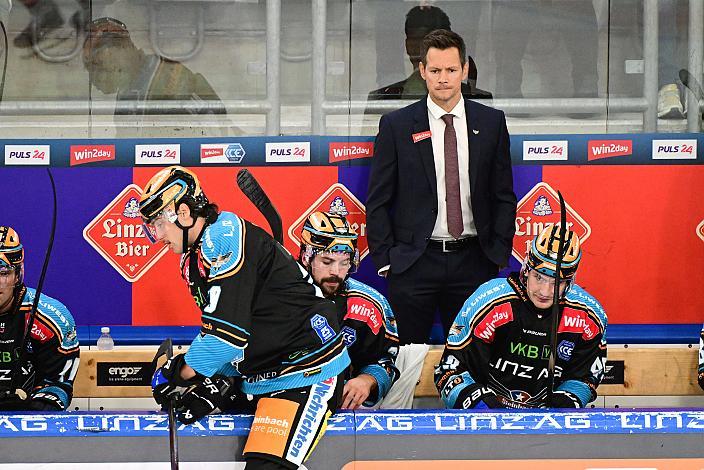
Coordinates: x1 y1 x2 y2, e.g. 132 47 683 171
546 190 566 406
8 169 57 400
236 169 283 244
679 69 704 117
152 338 179 470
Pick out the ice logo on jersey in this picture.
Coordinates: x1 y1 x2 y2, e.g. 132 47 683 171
328 196 349 216
532 196 553 216
557 340 575 361
123 198 141 218
310 314 335 343
341 326 357 346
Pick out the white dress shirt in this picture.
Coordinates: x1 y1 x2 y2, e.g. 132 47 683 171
427 96 477 240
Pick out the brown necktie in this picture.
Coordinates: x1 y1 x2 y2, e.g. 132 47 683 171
441 114 463 239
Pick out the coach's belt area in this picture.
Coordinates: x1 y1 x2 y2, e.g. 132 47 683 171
427 237 476 252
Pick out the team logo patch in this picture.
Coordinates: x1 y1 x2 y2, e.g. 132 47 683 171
341 326 357 346
510 390 532 403
310 314 335 343
557 340 575 361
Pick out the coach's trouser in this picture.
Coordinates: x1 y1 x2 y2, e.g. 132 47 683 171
242 375 343 470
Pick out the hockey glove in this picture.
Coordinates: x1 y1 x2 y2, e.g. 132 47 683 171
458 386 502 409
548 390 581 408
174 376 239 425
151 353 196 408
28 390 66 411
698 371 704 392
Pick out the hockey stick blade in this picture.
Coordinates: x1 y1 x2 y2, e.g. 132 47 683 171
236 169 283 244
152 338 179 470
680 69 704 101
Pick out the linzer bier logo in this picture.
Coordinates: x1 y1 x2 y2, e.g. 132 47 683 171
83 184 168 282
288 183 369 261
513 182 591 263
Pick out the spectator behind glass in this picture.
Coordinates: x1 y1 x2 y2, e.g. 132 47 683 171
492 1 599 101
13 0 88 49
367 5 492 107
82 17 233 137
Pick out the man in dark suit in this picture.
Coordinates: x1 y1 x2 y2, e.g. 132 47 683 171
367 29 516 345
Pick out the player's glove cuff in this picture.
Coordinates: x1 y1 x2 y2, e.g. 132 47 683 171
151 353 199 407
175 376 240 425
29 389 67 411
698 371 704 392
457 385 501 409
549 390 581 408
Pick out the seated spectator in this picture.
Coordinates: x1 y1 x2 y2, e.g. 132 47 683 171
0 226 80 411
367 5 491 107
82 17 231 136
298 211 400 409
435 225 607 409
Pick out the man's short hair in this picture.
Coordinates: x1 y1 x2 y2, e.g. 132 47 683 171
420 29 467 67
405 6 451 38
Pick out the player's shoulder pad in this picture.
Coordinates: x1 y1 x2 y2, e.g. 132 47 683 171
23 288 79 349
565 284 608 329
201 211 245 280
457 278 514 323
346 278 398 337
446 278 515 345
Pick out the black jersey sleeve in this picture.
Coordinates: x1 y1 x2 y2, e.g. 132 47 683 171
342 280 400 406
435 280 514 409
28 302 80 411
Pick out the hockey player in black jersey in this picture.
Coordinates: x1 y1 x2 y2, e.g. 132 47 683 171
299 211 399 409
435 225 607 409
140 166 350 470
0 226 80 411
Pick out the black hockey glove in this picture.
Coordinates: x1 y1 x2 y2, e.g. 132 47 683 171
548 390 581 408
698 371 704 392
458 385 502 409
151 353 196 408
174 376 240 425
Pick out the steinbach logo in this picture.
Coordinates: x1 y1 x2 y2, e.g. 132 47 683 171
522 141 568 161
265 142 310 163
70 144 116 166
288 183 369 261
329 142 374 163
83 184 168 282
587 139 633 161
200 143 245 164
134 144 180 165
4 145 51 165
652 139 697 160
512 182 591 263
697 219 704 243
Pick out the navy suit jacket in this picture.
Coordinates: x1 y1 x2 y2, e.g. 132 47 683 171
367 97 517 274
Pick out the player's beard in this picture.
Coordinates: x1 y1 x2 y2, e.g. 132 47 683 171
320 275 344 298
